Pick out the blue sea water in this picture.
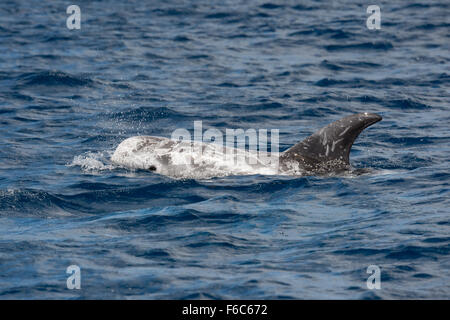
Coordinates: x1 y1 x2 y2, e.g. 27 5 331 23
0 0 449 299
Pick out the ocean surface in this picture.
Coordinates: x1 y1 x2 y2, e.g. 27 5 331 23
0 0 449 299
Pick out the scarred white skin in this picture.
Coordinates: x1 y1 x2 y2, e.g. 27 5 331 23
111 136 280 179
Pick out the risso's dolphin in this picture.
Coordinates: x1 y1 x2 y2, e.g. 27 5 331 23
111 113 382 179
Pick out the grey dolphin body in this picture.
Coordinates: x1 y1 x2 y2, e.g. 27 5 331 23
111 112 382 178
279 112 382 174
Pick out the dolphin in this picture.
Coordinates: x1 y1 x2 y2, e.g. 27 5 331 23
111 113 382 179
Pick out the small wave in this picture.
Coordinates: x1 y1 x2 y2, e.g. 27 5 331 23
173 35 191 42
290 28 354 39
291 4 317 11
315 78 347 87
204 12 234 19
0 189 71 217
412 23 450 31
152 8 194 17
109 208 207 232
386 245 449 260
144 52 168 60
385 136 443 146
259 3 284 10
42 35 76 43
226 101 285 110
313 77 426 88
367 154 431 171
325 42 393 51
16 71 94 87
217 82 240 87
314 78 374 87
186 54 210 60
320 60 382 71
370 169 406 176
386 98 432 110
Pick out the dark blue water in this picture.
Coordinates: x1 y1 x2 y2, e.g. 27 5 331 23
0 0 449 299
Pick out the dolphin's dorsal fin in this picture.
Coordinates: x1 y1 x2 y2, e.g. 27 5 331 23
281 113 382 169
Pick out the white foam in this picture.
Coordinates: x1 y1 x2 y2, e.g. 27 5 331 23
69 151 115 172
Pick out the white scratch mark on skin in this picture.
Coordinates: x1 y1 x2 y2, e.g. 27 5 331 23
322 132 327 145
339 127 350 136
331 138 343 152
